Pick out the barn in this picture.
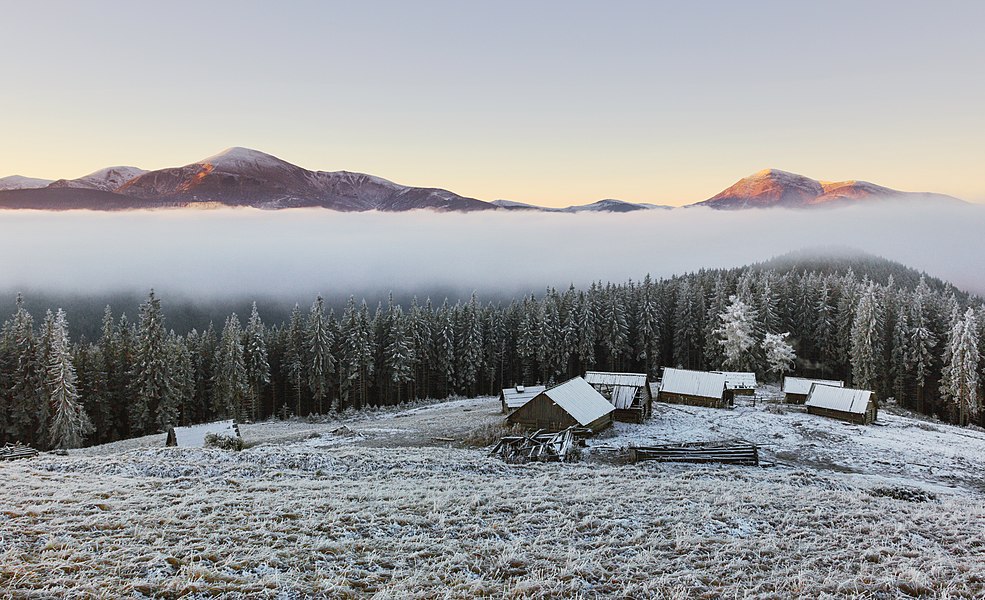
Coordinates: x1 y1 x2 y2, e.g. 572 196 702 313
805 385 878 425
583 371 652 423
506 376 615 433
499 384 546 414
714 371 758 402
783 376 844 404
656 368 729 408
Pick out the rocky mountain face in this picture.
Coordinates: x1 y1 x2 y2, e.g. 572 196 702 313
694 168 960 209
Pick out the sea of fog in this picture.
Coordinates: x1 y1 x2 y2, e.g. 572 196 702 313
0 202 983 304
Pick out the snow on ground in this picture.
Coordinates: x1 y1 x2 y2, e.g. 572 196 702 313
3 391 985 598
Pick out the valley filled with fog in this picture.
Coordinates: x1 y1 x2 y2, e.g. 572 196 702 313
1 202 982 304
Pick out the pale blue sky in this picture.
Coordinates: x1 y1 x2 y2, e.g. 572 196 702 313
1 0 982 205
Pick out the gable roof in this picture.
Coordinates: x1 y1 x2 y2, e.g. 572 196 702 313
500 385 547 410
713 371 758 390
659 368 727 399
536 377 615 426
783 376 845 395
584 371 648 388
805 385 873 414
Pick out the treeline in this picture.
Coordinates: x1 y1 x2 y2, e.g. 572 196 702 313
0 254 982 449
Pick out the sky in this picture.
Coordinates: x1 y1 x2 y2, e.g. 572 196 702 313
1 1 983 206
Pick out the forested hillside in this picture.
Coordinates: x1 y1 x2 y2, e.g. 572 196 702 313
1 251 981 450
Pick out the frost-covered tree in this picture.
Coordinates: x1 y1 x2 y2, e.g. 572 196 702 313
762 332 796 382
715 295 759 372
576 291 598 370
46 309 93 450
602 286 630 371
385 305 415 403
941 308 979 426
131 290 170 435
244 302 270 421
850 283 882 391
6 295 46 446
907 277 938 409
213 314 248 420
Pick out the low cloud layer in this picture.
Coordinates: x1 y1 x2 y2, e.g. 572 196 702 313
0 202 983 302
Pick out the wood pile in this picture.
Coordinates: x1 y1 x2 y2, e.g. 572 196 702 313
630 440 759 466
490 428 580 463
0 442 40 462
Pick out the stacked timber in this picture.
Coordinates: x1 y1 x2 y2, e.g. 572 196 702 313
0 443 40 461
630 440 759 466
490 428 580 463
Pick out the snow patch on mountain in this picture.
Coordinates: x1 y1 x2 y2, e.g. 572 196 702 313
0 175 52 190
48 166 148 192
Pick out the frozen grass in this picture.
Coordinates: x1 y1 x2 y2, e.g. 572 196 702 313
3 443 985 598
4 392 985 598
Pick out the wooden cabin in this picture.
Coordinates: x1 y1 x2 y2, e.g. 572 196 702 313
805 385 878 425
714 371 758 402
583 371 652 423
507 376 614 433
783 377 844 404
499 384 546 414
656 368 729 408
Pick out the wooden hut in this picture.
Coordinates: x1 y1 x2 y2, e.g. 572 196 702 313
656 368 729 408
583 371 652 423
805 385 878 425
714 371 758 402
499 384 546 414
507 376 614 433
783 376 844 404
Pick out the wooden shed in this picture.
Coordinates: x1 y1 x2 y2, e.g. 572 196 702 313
783 376 844 404
507 376 615 433
805 385 878 425
656 368 729 408
714 371 758 402
499 384 546 414
583 371 652 423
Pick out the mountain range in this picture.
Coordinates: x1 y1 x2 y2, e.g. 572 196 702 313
0 148 963 212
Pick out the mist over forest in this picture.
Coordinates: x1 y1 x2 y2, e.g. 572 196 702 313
1 200 983 339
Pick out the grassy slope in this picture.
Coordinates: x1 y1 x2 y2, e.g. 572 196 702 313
2 396 985 598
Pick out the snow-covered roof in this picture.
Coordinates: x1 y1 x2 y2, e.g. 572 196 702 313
714 371 758 390
805 386 873 415
659 368 727 399
537 377 615 426
783 377 844 395
584 371 648 388
173 420 238 448
501 385 546 410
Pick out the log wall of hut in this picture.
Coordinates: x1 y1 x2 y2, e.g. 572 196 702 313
805 402 877 425
784 392 809 404
657 391 730 409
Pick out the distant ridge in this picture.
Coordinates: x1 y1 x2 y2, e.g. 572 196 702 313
0 152 965 212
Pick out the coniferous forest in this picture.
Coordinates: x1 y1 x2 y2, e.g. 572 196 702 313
1 252 981 450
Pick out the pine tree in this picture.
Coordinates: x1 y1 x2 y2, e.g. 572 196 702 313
132 290 171 435
213 314 248 420
385 305 415 403
46 309 93 450
601 286 630 371
8 295 46 447
907 277 938 410
577 290 598 370
636 274 663 377
283 304 306 416
244 302 271 421
941 308 980 426
306 297 335 414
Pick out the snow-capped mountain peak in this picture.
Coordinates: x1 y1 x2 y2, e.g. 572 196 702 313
194 147 295 173
0 175 53 191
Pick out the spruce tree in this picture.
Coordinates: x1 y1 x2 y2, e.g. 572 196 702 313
132 290 170 435
306 297 334 414
849 282 882 391
244 302 271 421
46 309 93 450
